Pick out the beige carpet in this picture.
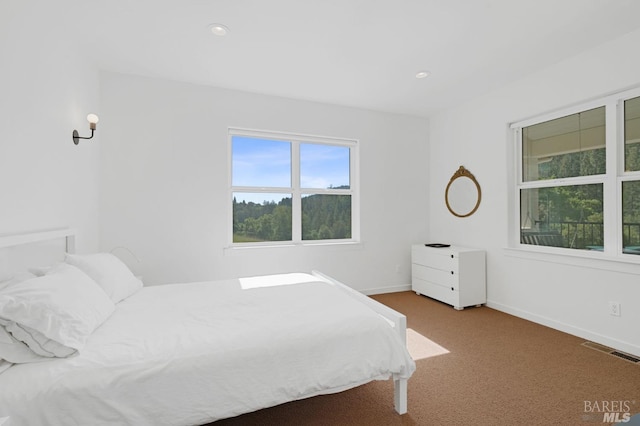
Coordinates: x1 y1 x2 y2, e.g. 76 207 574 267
211 292 640 425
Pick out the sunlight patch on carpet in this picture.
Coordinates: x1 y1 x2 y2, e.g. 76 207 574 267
406 328 449 360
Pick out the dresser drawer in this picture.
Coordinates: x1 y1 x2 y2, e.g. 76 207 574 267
412 278 459 307
412 264 457 289
411 246 458 272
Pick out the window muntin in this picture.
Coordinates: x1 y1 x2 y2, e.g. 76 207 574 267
230 130 357 246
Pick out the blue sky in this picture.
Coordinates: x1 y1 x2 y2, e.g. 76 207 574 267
232 136 350 204
232 137 291 188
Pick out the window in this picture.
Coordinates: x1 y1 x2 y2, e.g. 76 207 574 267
623 96 640 254
513 89 640 258
229 128 358 246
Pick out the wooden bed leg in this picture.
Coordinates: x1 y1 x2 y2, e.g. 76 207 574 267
394 378 408 414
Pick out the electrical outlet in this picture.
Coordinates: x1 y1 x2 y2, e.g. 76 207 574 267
609 302 621 317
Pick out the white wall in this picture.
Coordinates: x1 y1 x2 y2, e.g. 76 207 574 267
0 2 101 251
428 28 640 356
99 72 429 292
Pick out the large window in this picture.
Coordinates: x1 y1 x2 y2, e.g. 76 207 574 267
514 90 640 257
623 96 640 254
229 129 358 246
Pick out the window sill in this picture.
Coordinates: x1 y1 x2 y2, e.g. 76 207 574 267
223 241 364 256
503 245 640 275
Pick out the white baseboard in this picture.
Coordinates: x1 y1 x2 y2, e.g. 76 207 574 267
362 284 412 296
487 300 640 358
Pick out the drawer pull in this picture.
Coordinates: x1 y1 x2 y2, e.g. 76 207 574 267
451 271 454 274
450 254 454 258
451 287 454 291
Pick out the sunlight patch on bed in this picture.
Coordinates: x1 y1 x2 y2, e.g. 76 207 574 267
239 273 319 289
406 328 449 360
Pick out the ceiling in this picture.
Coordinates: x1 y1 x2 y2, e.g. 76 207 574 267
10 0 640 118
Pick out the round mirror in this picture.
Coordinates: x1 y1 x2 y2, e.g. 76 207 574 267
445 166 481 218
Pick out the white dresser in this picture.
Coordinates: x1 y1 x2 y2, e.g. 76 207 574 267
411 244 486 310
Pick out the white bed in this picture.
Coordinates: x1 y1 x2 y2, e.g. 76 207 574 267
0 229 415 425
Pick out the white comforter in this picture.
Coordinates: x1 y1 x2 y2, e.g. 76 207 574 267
0 274 415 425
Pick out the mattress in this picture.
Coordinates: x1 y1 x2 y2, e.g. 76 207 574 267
0 273 415 425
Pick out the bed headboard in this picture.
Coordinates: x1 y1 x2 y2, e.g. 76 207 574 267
0 228 76 279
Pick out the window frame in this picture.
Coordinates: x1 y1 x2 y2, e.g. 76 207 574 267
510 87 640 263
227 127 360 248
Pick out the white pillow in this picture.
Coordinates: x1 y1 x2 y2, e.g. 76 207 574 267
1 320 76 358
0 324 46 363
65 253 142 303
0 263 115 356
0 273 50 363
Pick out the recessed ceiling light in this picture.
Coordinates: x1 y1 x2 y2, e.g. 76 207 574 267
208 23 230 36
415 71 430 79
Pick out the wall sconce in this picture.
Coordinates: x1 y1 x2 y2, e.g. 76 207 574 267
72 113 99 145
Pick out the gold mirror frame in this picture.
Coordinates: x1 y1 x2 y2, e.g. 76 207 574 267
445 165 482 218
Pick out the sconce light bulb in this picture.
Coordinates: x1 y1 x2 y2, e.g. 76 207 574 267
87 113 99 124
